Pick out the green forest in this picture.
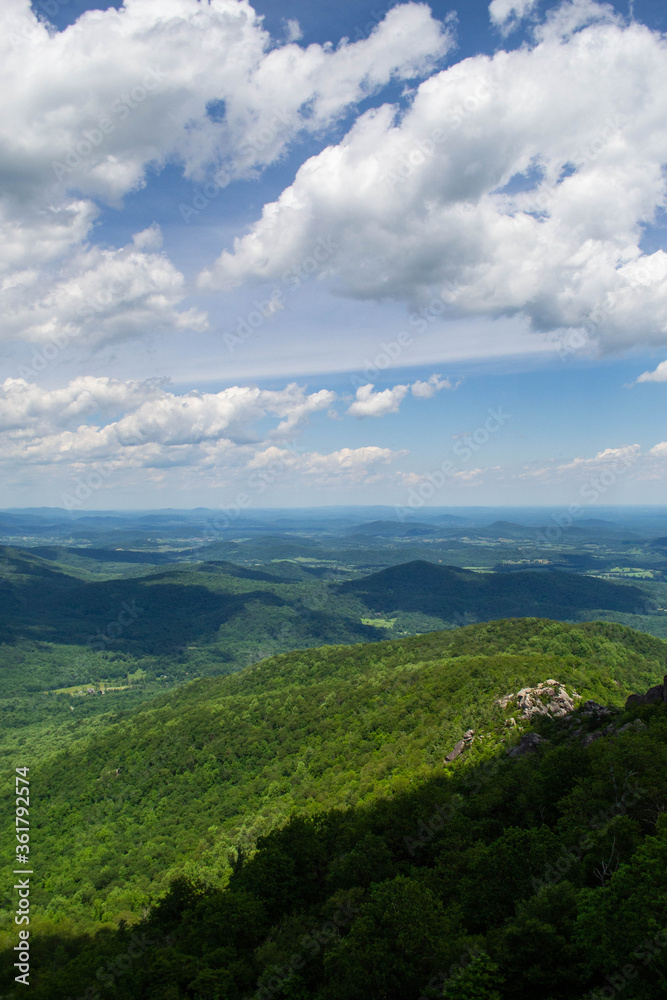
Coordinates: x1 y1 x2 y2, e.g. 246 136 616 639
2 511 667 999
1 617 667 998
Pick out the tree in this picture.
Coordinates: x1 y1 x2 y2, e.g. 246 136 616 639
441 952 504 1000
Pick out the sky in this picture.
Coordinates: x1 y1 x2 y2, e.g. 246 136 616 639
1 0 666 510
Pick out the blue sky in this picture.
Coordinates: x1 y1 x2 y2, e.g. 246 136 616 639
1 0 666 508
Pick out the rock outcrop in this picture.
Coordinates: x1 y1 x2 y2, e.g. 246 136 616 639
497 680 579 720
582 717 645 747
580 700 613 718
444 728 475 763
506 732 546 758
625 676 667 709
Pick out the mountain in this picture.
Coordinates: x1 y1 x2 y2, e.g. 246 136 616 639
2 618 664 934
0 547 383 662
337 560 650 620
3 618 667 999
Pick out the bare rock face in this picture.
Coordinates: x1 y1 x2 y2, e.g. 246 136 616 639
444 729 475 763
497 680 580 721
625 676 667 709
444 740 466 763
581 700 613 718
581 717 646 747
506 732 546 758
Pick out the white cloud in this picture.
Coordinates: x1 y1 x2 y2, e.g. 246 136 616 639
489 0 538 33
0 375 167 434
1 0 451 204
520 444 641 483
346 374 454 416
0 0 451 350
249 444 404 484
1 226 207 347
636 360 667 383
0 378 336 465
534 0 621 42
555 444 641 472
200 4 667 354
410 374 455 398
0 372 422 506
0 377 410 488
347 383 409 417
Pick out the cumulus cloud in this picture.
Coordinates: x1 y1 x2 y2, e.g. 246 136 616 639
410 374 455 398
347 383 410 418
0 377 336 466
2 226 207 347
554 444 642 473
636 360 667 383
200 3 667 354
0 0 451 349
347 375 454 416
534 0 621 42
0 377 421 490
0 375 167 434
1 0 451 204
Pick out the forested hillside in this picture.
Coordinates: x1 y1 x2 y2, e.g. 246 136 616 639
338 559 650 619
0 620 664 935
1 620 666 998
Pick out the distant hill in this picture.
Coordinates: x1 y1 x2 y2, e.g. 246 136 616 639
30 545 175 564
347 520 437 537
0 547 384 667
338 559 649 620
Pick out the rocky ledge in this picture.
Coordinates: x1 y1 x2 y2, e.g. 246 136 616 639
625 675 667 709
496 679 580 720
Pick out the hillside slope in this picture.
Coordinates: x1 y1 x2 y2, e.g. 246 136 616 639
3 635 667 999
338 559 650 620
1 619 665 932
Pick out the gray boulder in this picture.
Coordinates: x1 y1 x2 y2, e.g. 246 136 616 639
506 732 547 758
